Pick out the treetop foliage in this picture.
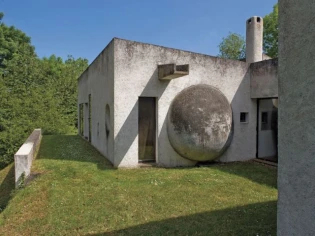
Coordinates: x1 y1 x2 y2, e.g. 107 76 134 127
218 33 245 60
263 4 278 58
218 3 278 59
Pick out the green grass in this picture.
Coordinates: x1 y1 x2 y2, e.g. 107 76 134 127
0 135 277 235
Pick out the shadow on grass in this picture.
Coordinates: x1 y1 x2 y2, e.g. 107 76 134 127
209 162 277 189
0 164 15 213
86 201 277 236
36 135 277 189
37 135 113 170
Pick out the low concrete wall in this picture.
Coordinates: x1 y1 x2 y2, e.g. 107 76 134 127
14 129 42 188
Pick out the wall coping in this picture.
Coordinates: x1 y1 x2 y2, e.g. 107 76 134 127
14 129 42 188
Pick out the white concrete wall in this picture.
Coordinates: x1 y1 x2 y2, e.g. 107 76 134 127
250 59 278 98
14 129 42 188
78 39 115 163
113 38 257 168
246 16 263 63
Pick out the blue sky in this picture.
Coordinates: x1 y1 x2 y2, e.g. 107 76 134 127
1 0 277 63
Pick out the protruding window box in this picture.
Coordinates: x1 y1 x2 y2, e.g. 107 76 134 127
158 64 189 80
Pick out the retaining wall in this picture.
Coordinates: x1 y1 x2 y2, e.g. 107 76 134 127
14 129 42 188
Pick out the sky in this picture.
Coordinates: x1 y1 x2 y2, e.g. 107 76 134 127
1 0 277 63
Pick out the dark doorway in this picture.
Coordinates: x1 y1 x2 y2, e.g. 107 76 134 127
257 99 278 162
138 97 156 162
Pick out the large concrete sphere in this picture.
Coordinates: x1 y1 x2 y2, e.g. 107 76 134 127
167 84 233 162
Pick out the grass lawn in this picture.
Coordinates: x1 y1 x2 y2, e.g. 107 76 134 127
0 135 277 235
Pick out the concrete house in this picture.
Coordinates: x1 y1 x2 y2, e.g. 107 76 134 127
78 16 278 168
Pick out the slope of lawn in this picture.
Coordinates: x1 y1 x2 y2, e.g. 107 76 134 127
0 135 277 235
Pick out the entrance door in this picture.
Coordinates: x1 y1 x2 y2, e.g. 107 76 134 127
257 99 278 161
138 97 156 162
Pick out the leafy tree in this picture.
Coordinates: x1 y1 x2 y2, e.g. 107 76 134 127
40 55 88 129
217 33 245 60
0 12 35 70
0 13 88 168
218 3 278 59
263 4 278 58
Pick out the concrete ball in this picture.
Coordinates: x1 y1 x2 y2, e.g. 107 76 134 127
167 84 233 162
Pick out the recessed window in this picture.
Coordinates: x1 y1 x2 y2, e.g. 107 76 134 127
240 112 249 123
261 112 268 124
79 104 84 136
257 17 261 23
88 94 92 142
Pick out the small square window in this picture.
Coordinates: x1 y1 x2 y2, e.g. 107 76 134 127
240 112 249 123
261 112 268 124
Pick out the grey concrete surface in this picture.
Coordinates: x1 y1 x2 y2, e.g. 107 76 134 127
78 17 279 168
158 64 189 80
14 129 42 188
278 1 315 235
78 39 115 163
113 38 256 167
262 54 272 61
250 59 278 98
167 84 232 161
246 16 263 63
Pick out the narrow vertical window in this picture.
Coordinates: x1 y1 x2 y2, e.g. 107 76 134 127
79 104 84 135
88 94 92 142
105 104 110 156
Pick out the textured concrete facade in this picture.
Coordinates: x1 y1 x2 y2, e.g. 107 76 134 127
167 85 233 162
246 16 263 63
78 38 259 168
250 59 278 98
113 39 257 167
78 40 115 163
78 16 278 168
277 1 315 235
14 129 42 188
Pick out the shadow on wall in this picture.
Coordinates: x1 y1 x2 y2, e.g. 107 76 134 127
0 164 15 213
219 66 256 163
85 201 277 235
113 60 257 167
114 68 170 166
112 53 260 169
37 135 113 170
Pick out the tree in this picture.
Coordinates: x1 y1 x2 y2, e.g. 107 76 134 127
263 4 278 58
0 13 88 168
40 55 88 132
0 12 35 70
218 3 278 59
217 33 245 60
